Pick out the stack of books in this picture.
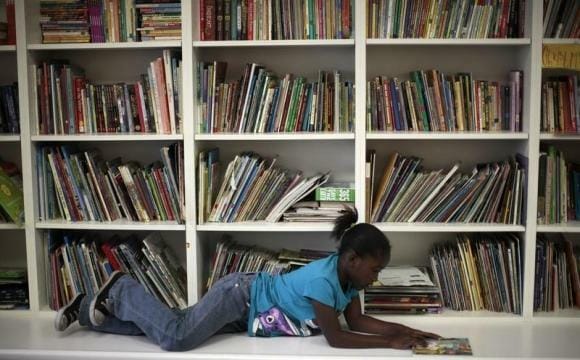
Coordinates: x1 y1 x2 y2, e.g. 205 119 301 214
0 83 19 134
367 0 526 39
40 0 182 43
0 268 28 310
37 143 184 223
541 76 579 134
136 1 182 41
364 266 442 315
368 151 528 225
534 234 580 312
40 0 90 43
430 233 523 314
46 231 187 310
198 150 330 223
34 50 183 135
538 146 579 224
206 236 332 290
282 183 354 222
200 0 352 41
0 159 23 225
367 70 524 132
196 62 354 133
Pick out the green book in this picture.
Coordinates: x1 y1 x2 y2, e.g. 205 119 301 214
0 166 23 225
315 183 355 202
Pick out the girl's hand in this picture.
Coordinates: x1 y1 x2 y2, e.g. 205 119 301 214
405 327 441 340
386 333 428 350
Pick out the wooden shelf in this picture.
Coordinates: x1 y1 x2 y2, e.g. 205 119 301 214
374 223 526 233
0 45 16 52
197 222 334 232
27 41 181 50
536 222 580 233
31 134 183 142
367 38 531 46
0 223 23 230
35 220 185 231
193 39 354 47
0 135 20 142
542 38 580 45
195 133 354 141
367 132 528 140
540 133 580 141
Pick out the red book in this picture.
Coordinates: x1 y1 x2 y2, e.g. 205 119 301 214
567 76 577 133
205 0 216 41
247 0 254 40
6 0 15 45
200 0 206 40
100 242 122 271
73 77 85 133
154 58 171 133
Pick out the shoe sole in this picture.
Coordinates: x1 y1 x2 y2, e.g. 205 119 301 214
54 293 84 331
89 271 124 326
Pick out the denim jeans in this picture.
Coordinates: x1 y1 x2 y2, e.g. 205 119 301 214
78 272 256 351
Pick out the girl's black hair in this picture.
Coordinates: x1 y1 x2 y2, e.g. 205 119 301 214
332 207 391 262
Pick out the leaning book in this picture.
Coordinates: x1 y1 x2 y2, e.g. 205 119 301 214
413 338 473 356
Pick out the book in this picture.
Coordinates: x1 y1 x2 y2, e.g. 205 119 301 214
0 162 24 225
413 338 473 356
315 183 355 202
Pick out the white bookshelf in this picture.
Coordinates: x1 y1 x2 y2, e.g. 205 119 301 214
193 39 355 47
0 134 19 142
0 0 576 344
366 38 532 46
31 134 184 142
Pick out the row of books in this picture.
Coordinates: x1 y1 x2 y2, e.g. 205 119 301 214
537 146 580 225
364 266 443 315
201 0 352 41
198 150 330 223
33 51 182 135
197 62 354 134
367 70 523 132
45 231 187 310
367 151 527 224
0 84 19 134
0 267 28 310
206 235 332 290
541 76 579 134
0 0 15 45
37 143 184 223
367 0 526 39
534 234 580 312
543 0 580 39
0 159 23 225
430 233 523 314
40 0 182 43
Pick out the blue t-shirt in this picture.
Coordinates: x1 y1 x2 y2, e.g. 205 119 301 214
247 253 359 337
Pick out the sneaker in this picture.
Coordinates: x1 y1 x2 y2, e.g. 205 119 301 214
89 270 124 326
54 293 85 331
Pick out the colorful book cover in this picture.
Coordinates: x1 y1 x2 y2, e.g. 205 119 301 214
413 338 473 356
0 165 23 225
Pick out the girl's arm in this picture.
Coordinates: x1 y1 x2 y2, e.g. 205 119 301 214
311 299 428 349
343 296 440 340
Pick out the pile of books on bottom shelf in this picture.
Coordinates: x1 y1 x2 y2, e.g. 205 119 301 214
206 236 332 290
534 234 580 312
364 266 442 315
0 268 28 310
430 233 523 314
45 231 187 310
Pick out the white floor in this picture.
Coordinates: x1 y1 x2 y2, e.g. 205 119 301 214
0 312 579 359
